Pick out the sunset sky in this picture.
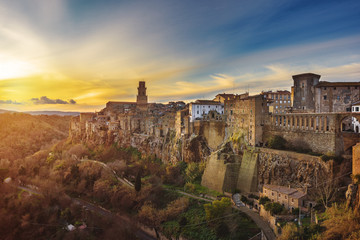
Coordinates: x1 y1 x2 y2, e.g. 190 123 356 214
0 0 360 112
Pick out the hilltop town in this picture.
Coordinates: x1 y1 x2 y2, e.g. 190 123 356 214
68 73 360 237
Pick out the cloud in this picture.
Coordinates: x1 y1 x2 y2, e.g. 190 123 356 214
0 99 22 105
31 96 76 105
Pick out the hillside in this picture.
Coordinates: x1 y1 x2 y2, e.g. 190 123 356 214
0 112 72 161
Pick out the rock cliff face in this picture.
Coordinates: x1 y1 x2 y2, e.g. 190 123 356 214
70 126 211 164
201 145 334 193
257 148 331 191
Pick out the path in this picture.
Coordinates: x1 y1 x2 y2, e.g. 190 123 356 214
79 159 134 187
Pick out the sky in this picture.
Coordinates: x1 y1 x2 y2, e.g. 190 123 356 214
0 0 360 112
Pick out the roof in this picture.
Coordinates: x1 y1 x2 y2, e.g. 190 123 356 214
263 184 297 195
262 90 291 95
352 100 360 106
292 73 321 79
107 101 137 105
289 191 307 199
193 100 223 105
315 81 360 87
216 93 235 98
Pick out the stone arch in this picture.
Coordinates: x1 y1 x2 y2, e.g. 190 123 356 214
340 115 354 132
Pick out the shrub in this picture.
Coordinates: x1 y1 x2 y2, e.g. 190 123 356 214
184 182 196 193
259 196 271 205
264 202 284 215
267 135 287 150
248 193 259 200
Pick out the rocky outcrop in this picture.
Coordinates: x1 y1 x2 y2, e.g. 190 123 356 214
257 148 331 191
71 124 211 164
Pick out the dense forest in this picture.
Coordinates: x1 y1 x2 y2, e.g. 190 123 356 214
0 113 71 161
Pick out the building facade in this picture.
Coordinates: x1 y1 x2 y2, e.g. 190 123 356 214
224 94 268 146
189 100 224 122
292 73 360 113
261 90 291 114
262 184 307 211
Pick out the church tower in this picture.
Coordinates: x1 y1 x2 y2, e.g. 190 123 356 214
136 81 148 110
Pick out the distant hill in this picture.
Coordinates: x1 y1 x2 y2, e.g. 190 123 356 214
0 109 16 113
25 111 80 116
0 112 72 161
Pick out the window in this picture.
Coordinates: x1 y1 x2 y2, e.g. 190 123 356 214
334 87 336 90
278 193 281 197
280 101 282 104
272 192 274 196
324 87 327 90
285 195 287 199
337 96 340 100
276 106 278 109
291 199 294 203
356 107 359 112
302 83 304 88
197 111 199 114
280 95 282 99
324 95 327 100
276 95 278 99
288 96 291 100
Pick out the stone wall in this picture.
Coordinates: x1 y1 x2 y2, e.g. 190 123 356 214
193 120 225 149
353 143 360 176
201 151 241 193
257 148 331 191
264 127 337 154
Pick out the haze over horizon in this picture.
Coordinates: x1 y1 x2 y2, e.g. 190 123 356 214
0 0 360 112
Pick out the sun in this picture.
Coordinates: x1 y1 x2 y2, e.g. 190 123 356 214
0 57 39 80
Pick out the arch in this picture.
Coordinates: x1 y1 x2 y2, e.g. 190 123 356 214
340 115 354 132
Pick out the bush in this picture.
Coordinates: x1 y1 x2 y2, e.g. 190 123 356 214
248 193 259 200
259 196 271 205
184 182 196 193
267 135 287 150
264 202 284 215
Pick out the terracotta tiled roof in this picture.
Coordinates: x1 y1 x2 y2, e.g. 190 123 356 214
194 100 222 105
315 81 360 87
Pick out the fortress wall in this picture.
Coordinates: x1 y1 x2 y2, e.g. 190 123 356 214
264 127 337 154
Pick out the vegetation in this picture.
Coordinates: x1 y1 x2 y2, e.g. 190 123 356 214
264 202 285 215
267 135 287 150
0 113 71 161
259 196 271 205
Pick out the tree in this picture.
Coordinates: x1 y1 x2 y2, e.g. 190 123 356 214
135 169 142 192
204 197 232 221
267 135 287 150
259 196 271 205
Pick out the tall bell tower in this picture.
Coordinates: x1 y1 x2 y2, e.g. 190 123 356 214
136 81 148 110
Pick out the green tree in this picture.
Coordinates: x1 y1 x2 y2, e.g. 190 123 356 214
259 196 271 205
204 197 232 221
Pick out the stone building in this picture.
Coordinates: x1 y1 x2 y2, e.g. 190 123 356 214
292 73 321 112
189 100 224 122
225 94 268 146
262 184 307 211
352 101 360 133
261 90 291 114
292 73 360 113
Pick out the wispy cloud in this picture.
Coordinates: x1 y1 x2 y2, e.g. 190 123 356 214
0 99 22 105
